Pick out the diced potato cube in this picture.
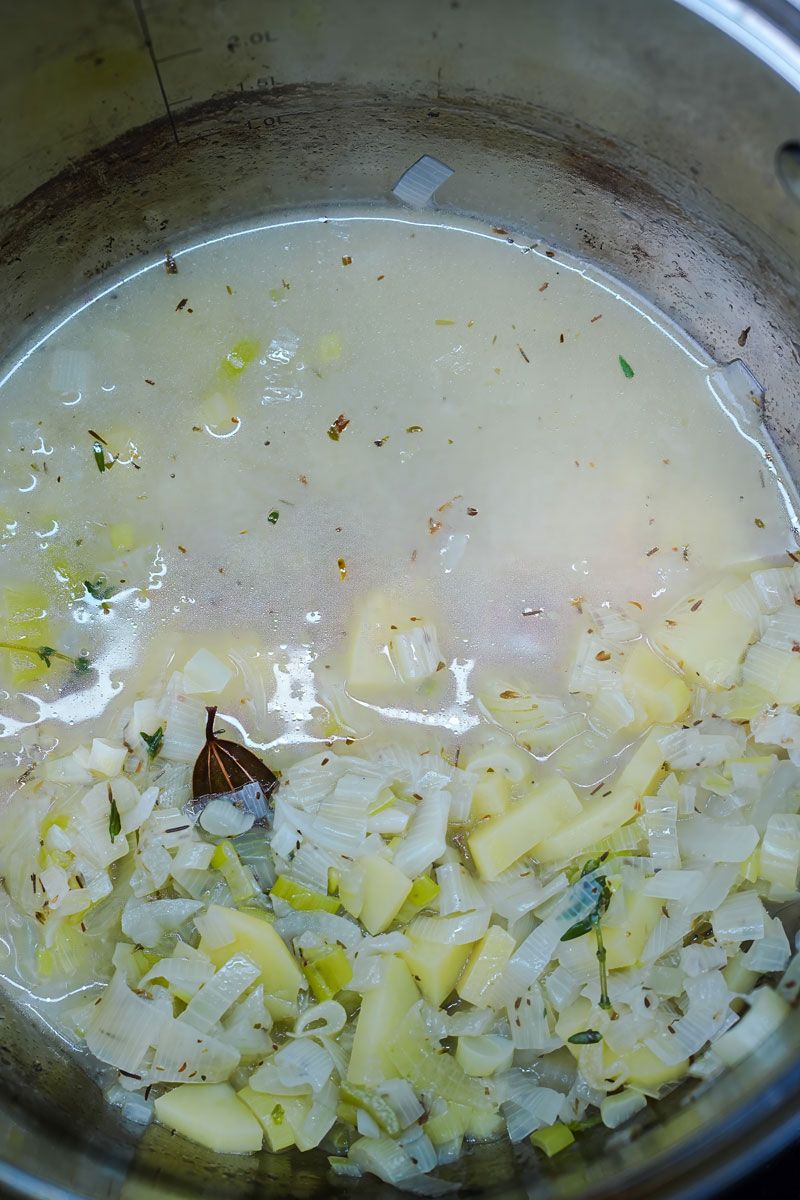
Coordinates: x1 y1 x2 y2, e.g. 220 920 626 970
458 925 516 1006
198 905 302 1015
602 893 663 969
401 934 472 1006
347 956 419 1085
456 1034 514 1076
534 787 632 864
182 648 233 695
347 592 398 688
360 855 413 935
154 1083 263 1154
470 771 512 821
88 738 127 778
616 726 670 796
537 727 667 864
622 641 691 724
238 1086 311 1152
468 777 581 879
652 577 756 688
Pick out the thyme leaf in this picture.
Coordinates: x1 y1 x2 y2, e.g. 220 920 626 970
567 1029 603 1045
108 784 121 840
141 727 164 764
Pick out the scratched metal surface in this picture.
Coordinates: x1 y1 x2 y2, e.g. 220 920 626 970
1 2 800 1198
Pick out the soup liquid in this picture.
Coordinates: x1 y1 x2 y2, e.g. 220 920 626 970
0 209 795 773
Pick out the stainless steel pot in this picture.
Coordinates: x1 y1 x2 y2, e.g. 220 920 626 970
2 2 800 1196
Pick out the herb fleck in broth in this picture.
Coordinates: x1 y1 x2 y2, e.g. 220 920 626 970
0 210 798 1175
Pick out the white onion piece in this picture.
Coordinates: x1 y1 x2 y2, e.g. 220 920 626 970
293 1000 347 1038
678 815 758 864
741 915 791 974
85 971 163 1073
199 799 255 837
274 911 363 950
436 862 486 915
760 813 800 890
377 1079 425 1129
712 890 765 945
712 987 789 1066
408 909 490 945
177 955 260 1034
392 791 450 878
600 1088 647 1129
274 1037 335 1092
121 896 203 948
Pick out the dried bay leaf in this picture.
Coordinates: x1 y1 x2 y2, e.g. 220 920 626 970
192 706 279 818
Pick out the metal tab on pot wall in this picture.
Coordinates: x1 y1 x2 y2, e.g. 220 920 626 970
392 155 454 207
707 359 765 434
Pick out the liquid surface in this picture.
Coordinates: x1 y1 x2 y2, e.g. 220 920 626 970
0 210 795 778
2 210 800 1175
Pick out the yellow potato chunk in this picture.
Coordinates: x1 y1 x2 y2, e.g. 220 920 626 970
536 728 667 864
360 855 413 935
402 934 472 1006
652 577 756 688
154 1083 263 1154
348 955 420 1085
470 770 512 821
457 925 516 1006
468 777 581 879
602 893 663 969
198 905 302 1015
622 641 691 724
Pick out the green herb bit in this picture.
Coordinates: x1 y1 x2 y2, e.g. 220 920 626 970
567 1029 603 1045
271 1103 284 1126
406 425 424 433
93 442 107 473
0 640 91 673
267 510 280 525
754 518 765 529
84 579 116 602
618 355 635 379
108 784 122 840
560 854 614 1012
141 727 164 764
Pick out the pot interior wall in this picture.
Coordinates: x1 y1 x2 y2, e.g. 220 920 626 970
2 2 800 1197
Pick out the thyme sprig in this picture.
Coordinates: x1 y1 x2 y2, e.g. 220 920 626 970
0 641 92 673
561 853 614 1012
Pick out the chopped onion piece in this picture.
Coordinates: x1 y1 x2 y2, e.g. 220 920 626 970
85 971 164 1073
392 791 449 878
712 987 789 1066
199 799 255 837
294 1000 347 1038
712 890 765 945
409 909 490 945
121 896 204 948
600 1088 647 1129
760 813 800 890
177 955 260 1034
